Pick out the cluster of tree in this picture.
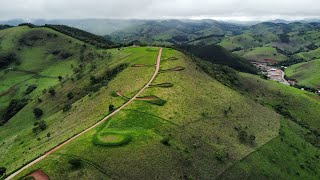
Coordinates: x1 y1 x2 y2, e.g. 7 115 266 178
0 25 12 30
50 49 73 60
273 104 320 147
87 63 128 93
18 23 37 28
279 33 290 43
175 44 258 74
277 55 304 67
1 99 29 126
44 24 114 48
32 121 47 134
24 84 37 95
0 52 18 69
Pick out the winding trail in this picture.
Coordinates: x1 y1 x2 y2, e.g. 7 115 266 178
6 48 163 180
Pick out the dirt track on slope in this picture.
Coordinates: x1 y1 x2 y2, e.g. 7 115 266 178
5 48 163 180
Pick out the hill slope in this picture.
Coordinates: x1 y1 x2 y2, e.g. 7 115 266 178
285 59 320 89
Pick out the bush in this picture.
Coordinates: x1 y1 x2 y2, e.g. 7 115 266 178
68 159 82 169
0 52 18 69
32 121 47 133
0 167 6 176
160 137 170 146
109 104 115 112
67 92 74 100
63 103 72 112
33 108 43 118
48 88 56 96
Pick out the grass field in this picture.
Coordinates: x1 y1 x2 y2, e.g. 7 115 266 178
285 59 320 89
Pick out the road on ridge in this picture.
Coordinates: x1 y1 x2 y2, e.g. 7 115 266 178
6 48 163 180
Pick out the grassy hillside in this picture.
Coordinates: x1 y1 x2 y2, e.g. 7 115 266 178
12 48 282 179
176 44 258 73
0 25 162 176
110 20 244 45
219 73 320 179
285 59 320 89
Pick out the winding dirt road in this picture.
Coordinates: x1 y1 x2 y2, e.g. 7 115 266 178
6 48 163 180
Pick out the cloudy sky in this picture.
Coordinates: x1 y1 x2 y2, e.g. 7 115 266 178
1 0 320 21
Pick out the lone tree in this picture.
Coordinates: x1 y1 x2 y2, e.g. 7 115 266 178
109 104 115 112
0 167 6 176
33 108 43 118
48 88 56 96
69 159 82 169
67 92 74 100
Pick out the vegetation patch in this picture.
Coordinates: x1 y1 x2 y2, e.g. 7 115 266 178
160 66 185 72
136 95 167 106
131 64 146 67
93 132 132 147
149 83 174 88
164 57 178 61
1 99 29 125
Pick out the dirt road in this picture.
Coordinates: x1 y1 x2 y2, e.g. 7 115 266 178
5 48 163 180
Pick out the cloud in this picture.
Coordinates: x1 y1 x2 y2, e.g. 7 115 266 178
0 0 319 20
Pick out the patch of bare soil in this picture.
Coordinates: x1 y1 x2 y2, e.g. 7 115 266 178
131 64 146 67
28 169 49 180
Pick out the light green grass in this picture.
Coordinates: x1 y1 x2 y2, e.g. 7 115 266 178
286 59 320 88
243 46 288 62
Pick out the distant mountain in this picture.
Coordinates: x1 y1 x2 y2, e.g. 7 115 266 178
0 19 147 35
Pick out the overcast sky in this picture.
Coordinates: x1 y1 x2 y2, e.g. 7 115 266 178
1 0 320 21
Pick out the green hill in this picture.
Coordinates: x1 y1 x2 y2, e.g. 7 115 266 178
13 48 281 179
0 25 319 180
176 44 258 73
286 59 320 89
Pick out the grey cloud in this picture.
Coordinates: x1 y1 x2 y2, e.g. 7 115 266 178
0 0 319 20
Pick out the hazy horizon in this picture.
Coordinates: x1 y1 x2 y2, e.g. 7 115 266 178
1 0 320 22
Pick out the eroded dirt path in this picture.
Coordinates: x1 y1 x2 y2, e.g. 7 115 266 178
5 48 163 180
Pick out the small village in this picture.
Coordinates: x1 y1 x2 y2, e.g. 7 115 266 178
252 62 291 86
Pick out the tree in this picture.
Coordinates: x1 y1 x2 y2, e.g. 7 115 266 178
58 76 63 81
48 88 56 96
39 121 47 130
33 108 43 118
63 103 72 112
0 167 6 176
67 92 74 100
69 159 82 169
109 104 115 112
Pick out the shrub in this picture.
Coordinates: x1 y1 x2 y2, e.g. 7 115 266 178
32 121 47 133
160 137 170 146
0 167 6 176
67 92 74 100
39 121 47 130
68 159 82 169
109 104 115 112
58 76 63 81
48 88 56 96
33 108 43 118
63 103 72 112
